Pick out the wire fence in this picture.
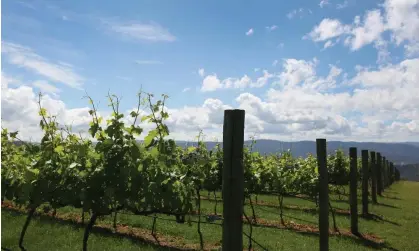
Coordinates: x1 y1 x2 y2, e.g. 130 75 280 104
117 210 271 250
117 211 224 227
243 231 269 251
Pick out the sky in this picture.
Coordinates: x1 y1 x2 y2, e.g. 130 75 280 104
1 0 419 142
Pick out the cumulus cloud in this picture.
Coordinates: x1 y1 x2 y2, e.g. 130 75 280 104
306 0 419 57
3 56 419 142
348 9 386 50
305 19 350 42
200 70 274 92
201 74 223 92
1 84 91 141
275 58 319 88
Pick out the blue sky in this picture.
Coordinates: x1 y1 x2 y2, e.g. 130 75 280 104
2 0 419 142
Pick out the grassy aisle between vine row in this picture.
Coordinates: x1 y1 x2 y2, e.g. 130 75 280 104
2 181 419 251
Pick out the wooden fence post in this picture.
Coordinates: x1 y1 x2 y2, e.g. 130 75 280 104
377 153 383 196
384 159 387 188
361 150 369 216
316 139 328 251
383 156 387 190
370 151 377 204
387 160 391 187
390 162 394 184
222 109 245 251
395 166 400 181
349 147 358 234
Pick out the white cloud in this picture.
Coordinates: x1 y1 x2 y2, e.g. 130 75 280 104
201 74 222 92
253 70 274 88
336 0 349 9
223 75 252 89
235 92 352 137
135 60 163 65
198 68 205 77
1 84 91 141
182 87 191 92
405 43 419 57
348 9 385 50
201 70 274 92
319 0 330 8
104 19 176 42
275 58 318 87
3 56 419 142
384 0 419 45
265 25 278 32
306 0 419 56
305 64 343 90
33 80 61 96
1 42 84 89
245 28 254 36
1 73 21 89
260 56 419 141
287 8 309 19
272 60 278 66
305 19 350 42
351 58 419 89
323 40 335 49
374 39 391 64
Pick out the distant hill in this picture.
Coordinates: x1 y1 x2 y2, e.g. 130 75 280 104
404 142 419 147
396 164 419 182
176 140 419 165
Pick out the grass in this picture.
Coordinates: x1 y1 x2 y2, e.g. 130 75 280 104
2 181 419 250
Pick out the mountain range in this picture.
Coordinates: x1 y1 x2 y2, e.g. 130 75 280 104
176 140 419 165
396 164 419 182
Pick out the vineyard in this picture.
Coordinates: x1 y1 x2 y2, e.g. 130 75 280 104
1 92 417 251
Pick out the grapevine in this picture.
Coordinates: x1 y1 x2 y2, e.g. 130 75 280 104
1 91 363 250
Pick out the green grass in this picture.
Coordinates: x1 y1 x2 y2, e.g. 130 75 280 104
1 210 168 251
2 181 419 250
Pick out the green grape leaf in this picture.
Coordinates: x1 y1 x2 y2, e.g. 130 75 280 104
39 108 47 117
141 115 152 122
187 146 196 153
150 147 159 158
130 111 139 118
69 162 79 169
9 131 18 138
54 145 64 154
